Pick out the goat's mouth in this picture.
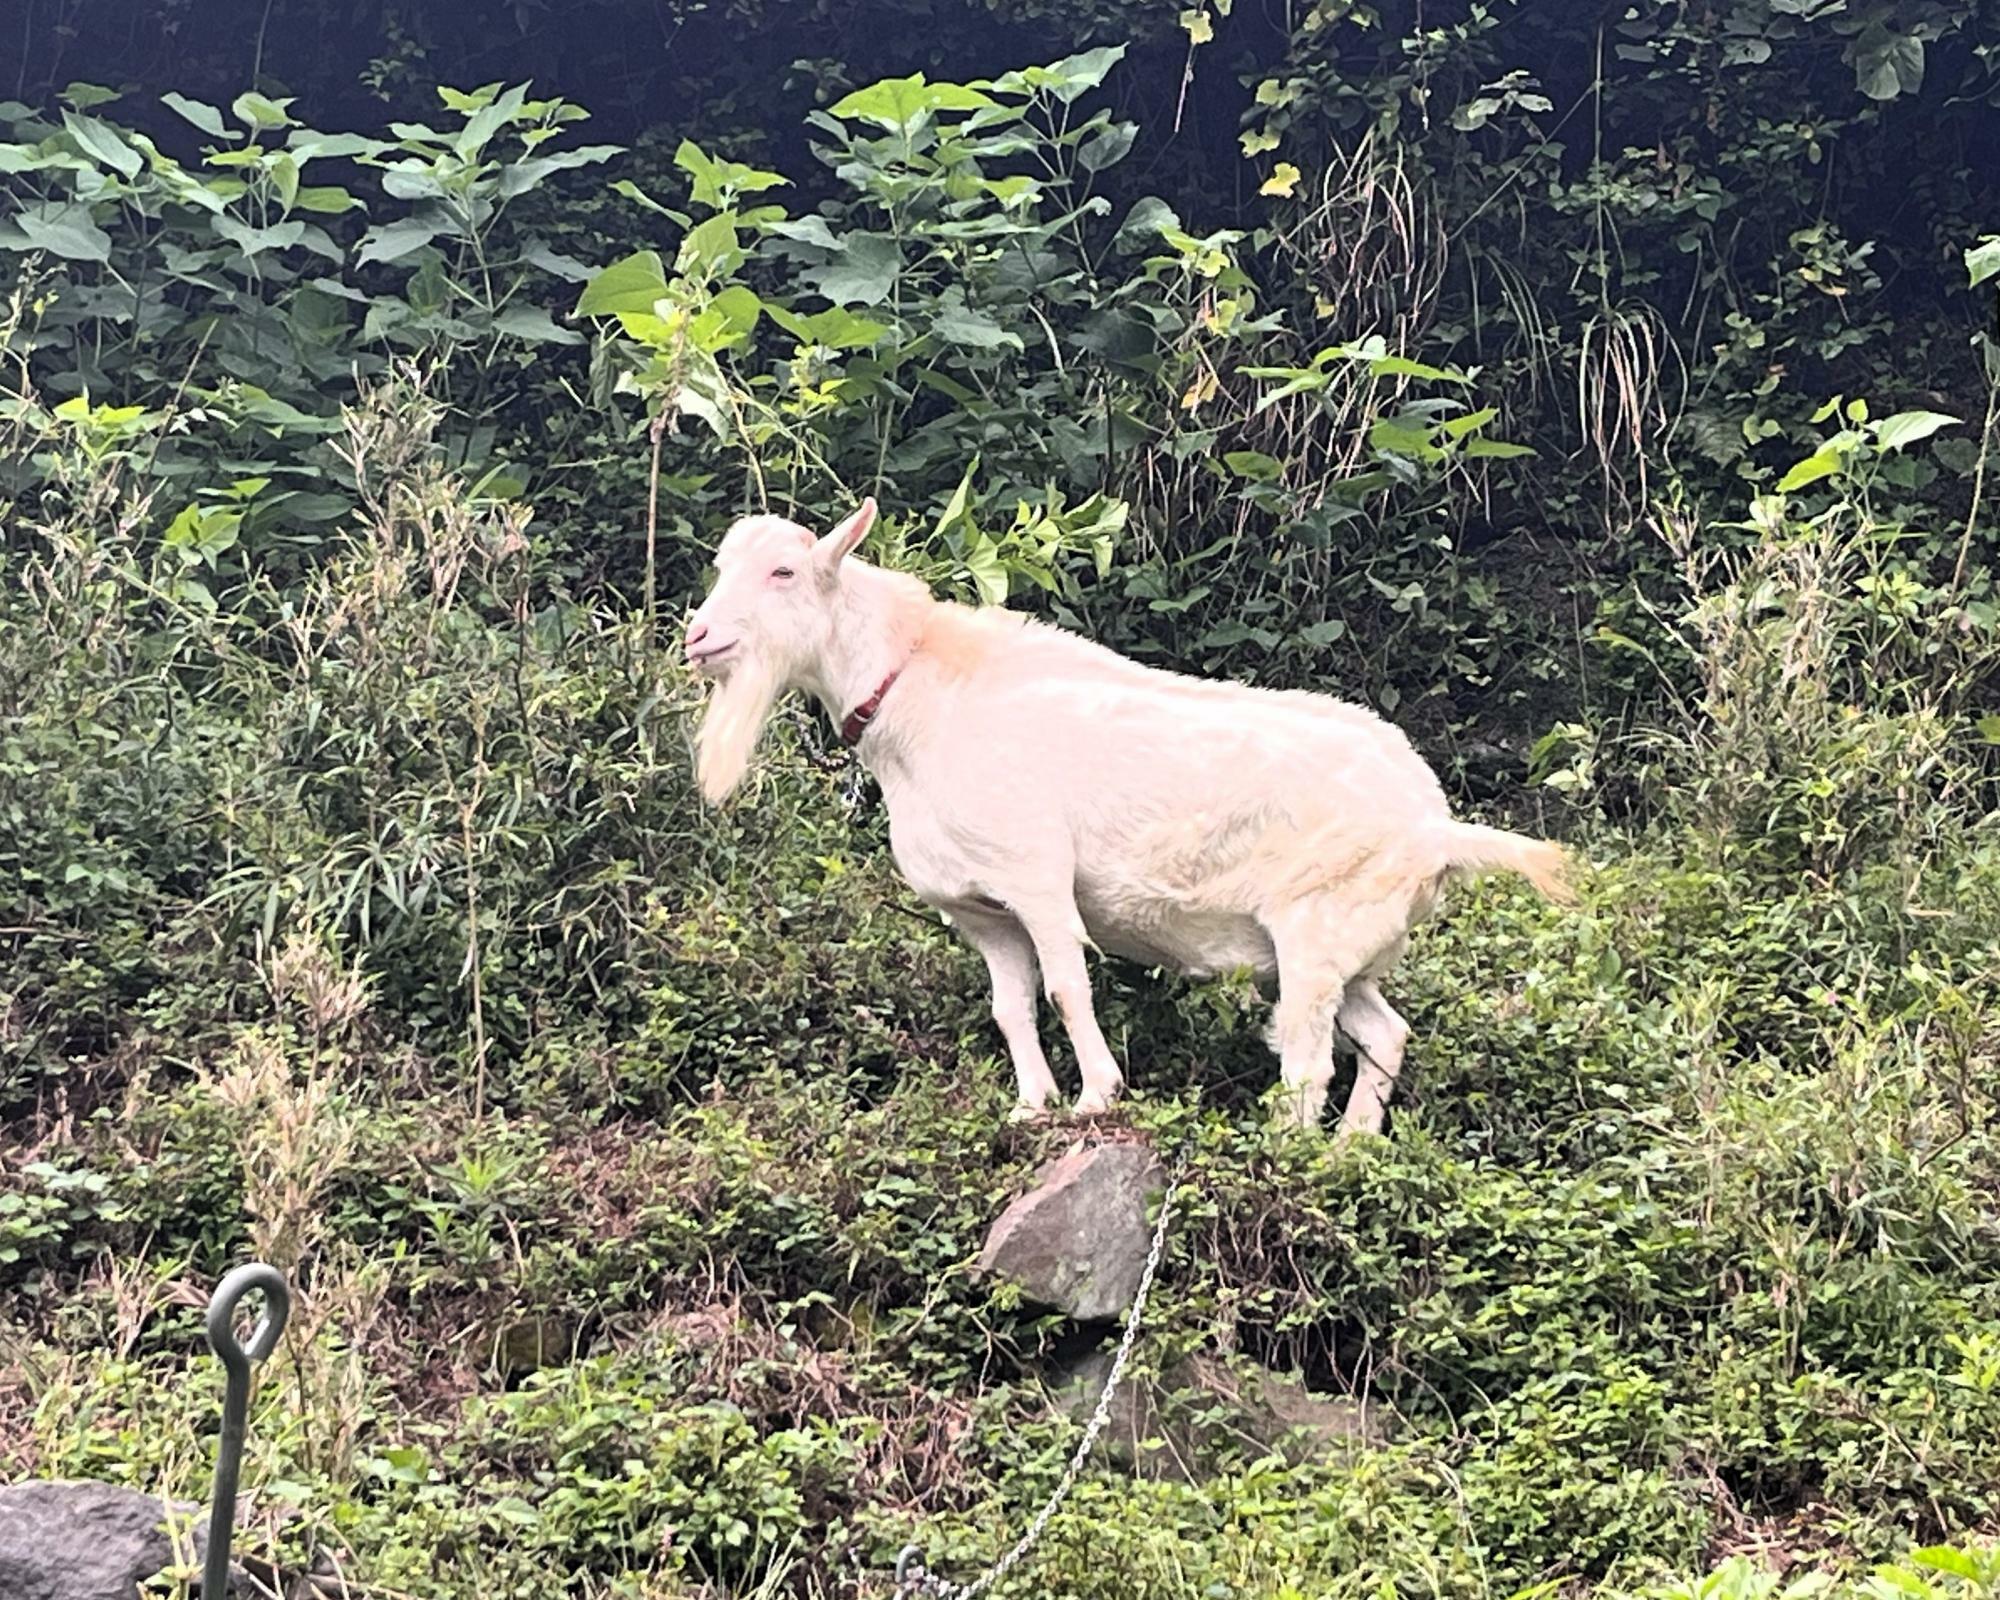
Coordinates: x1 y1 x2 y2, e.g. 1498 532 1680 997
687 639 738 673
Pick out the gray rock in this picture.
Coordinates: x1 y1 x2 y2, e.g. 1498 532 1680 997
1051 1352 1386 1482
0 1479 208 1599
0 1479 328 1599
977 1141 1166 1322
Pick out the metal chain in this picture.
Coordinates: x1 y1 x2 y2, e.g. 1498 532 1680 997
779 700 871 814
894 1162 1184 1600
841 755 871 816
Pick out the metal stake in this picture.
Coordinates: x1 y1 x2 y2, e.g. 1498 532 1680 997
203 1263 291 1600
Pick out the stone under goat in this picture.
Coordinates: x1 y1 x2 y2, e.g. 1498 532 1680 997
684 498 1574 1137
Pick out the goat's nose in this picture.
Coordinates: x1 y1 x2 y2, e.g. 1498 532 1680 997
684 620 710 656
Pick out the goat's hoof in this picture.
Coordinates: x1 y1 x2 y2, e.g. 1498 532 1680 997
1071 1091 1122 1118
1007 1102 1054 1126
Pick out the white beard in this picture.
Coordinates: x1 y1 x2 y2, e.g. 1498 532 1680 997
695 655 783 805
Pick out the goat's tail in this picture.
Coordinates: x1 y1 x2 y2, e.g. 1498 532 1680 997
1440 821 1577 905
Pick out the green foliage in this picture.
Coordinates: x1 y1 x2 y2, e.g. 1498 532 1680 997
5 24 2000 1600
0 79 614 542
5 383 1998 1590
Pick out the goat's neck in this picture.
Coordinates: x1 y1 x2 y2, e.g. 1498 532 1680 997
800 573 921 729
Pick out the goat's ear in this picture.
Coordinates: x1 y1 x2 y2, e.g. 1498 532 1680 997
813 497 877 576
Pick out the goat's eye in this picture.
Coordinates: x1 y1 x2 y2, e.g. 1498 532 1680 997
771 565 795 581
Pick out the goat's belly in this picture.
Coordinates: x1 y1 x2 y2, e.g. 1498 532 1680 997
1079 895 1276 979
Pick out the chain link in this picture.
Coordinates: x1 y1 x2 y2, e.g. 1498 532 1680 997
841 756 871 816
778 700 872 815
893 1161 1183 1600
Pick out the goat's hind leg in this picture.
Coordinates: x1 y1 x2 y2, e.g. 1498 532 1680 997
1334 977 1410 1140
1265 896 1417 1135
954 910 1061 1119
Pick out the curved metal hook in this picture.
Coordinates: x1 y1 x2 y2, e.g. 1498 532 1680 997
206 1262 290 1376
202 1263 291 1600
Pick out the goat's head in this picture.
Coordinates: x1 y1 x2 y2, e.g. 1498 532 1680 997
686 498 876 804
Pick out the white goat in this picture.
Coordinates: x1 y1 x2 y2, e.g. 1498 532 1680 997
685 498 1573 1136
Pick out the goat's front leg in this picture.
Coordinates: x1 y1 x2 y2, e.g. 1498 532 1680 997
1016 904 1124 1115
954 911 1060 1119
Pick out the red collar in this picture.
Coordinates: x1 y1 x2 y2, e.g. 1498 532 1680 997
839 669 902 746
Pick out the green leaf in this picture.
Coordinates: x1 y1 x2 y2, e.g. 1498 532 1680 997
677 213 742 277
213 216 306 258
294 185 361 214
810 233 902 306
1363 352 1469 383
933 290 1021 350
674 139 786 208
232 91 293 130
355 218 441 267
1976 714 2000 746
1198 620 1279 651
1181 8 1215 44
1909 1549 1984 1582
1078 120 1137 173
935 459 980 543
575 250 669 316
216 383 338 435
455 81 528 158
1223 450 1283 480
495 145 622 199
1369 417 1441 459
61 111 142 177
522 243 592 281
964 539 1009 606
1045 44 1126 102
11 205 112 263
992 45 1126 105
1873 410 1959 453
829 74 997 133
1967 236 2000 288
1247 366 1332 411
285 132 383 160
161 92 230 140
1464 438 1537 459
491 305 583 344
60 83 122 111
437 83 502 114
1451 96 1501 133
687 284 764 349
766 304 889 349
1113 196 1180 253
269 151 300 212
610 178 688 223
977 174 1041 209
1259 161 1301 198
765 215 840 250
1777 447 1845 492
1854 25 1924 101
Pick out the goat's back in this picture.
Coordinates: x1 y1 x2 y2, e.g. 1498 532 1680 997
879 604 1455 922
